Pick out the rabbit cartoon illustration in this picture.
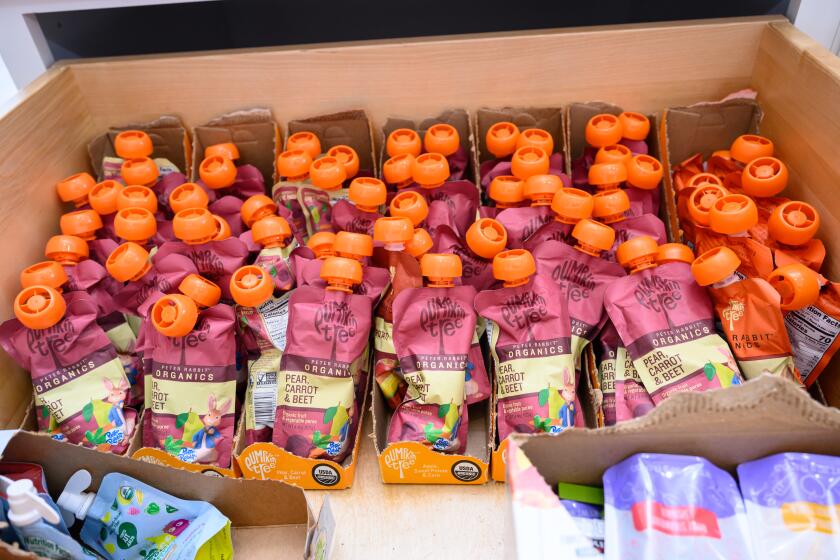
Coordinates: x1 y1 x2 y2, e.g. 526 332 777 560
558 368 576 428
102 377 131 436
192 394 231 464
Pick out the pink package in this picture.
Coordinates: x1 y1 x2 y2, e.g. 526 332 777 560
330 177 387 235
480 152 568 193
197 147 266 202
405 181 479 240
272 184 309 240
592 189 666 262
475 249 576 439
387 254 477 453
272 258 372 462
0 290 136 453
209 195 247 238
596 321 655 425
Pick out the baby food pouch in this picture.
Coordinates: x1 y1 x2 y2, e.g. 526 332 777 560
496 174 563 248
592 189 667 262
598 319 657 424
272 257 371 462
299 156 349 235
480 124 569 191
478 175 527 220
418 123 469 180
0 289 135 453
604 236 743 403
475 249 575 439
594 322 620 426
147 275 237 467
250 214 296 292
405 153 479 239
524 187 594 246
586 158 661 218
603 453 753 560
387 254 476 453
59 469 232 560
331 177 386 235
372 218 424 410
682 174 728 246
573 112 650 184
693 247 799 382
198 143 265 201
767 200 825 271
737 452 840 559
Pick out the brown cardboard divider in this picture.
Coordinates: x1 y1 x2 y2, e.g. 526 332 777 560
87 115 191 179
379 109 477 184
474 106 565 165
286 110 376 177
190 108 280 186
0 429 327 560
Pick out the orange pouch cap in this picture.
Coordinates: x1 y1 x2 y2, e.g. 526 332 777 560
618 112 650 141
88 180 122 215
553 188 594 223
588 162 627 189
204 142 240 161
516 128 554 154
730 134 774 164
373 217 413 247
199 155 237 190
20 261 68 290
406 228 433 258
387 128 422 158
106 242 151 282
709 194 758 234
742 157 789 198
768 201 819 246
592 189 629 224
572 218 615 256
117 185 158 213
286 131 321 160
768 263 821 311
595 144 632 166
616 235 659 272
114 207 156 243
179 273 221 308
486 122 520 158
657 243 694 265
389 191 428 226
383 153 414 186
688 184 728 227
60 210 102 241
231 265 274 307
626 155 663 190
173 207 216 244
523 174 562 206
56 172 96 206
412 152 450 187
276 149 313 180
45 235 89 264
114 130 153 159
489 175 525 207
334 231 374 260
511 147 549 180
423 124 460 156
15 285 66 330
241 194 278 227
169 183 209 214
466 218 508 259
349 177 387 211
691 246 741 286
212 215 231 241
328 145 360 179
121 157 159 187
152 294 199 337
307 231 337 259
252 215 291 248
421 253 462 284
493 249 535 286
687 172 724 190
310 156 347 190
321 256 363 292
585 114 623 148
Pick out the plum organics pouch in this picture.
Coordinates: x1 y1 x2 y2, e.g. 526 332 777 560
0 291 135 453
147 304 237 467
595 322 620 426
272 273 372 462
604 256 743 403
738 453 840 559
475 260 575 439
387 259 476 453
59 470 232 560
603 453 753 560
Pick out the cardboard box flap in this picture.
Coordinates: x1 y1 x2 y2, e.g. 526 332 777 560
663 97 762 168
287 110 375 172
382 108 472 155
512 375 840 486
475 107 564 163
192 107 278 185
0 431 310 528
567 101 623 160
87 115 188 177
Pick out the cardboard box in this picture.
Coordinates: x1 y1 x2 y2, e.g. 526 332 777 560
0 430 334 560
286 110 376 177
505 375 840 559
190 108 281 185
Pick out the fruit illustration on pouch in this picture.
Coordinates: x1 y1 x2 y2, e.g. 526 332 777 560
703 348 741 388
422 400 461 450
310 401 353 458
533 368 575 432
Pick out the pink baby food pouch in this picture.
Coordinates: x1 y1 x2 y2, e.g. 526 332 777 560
272 257 372 462
406 181 480 240
524 187 596 247
0 290 136 454
196 148 265 202
208 195 246 238
604 453 753 560
597 321 655 425
475 250 576 439
272 184 309 241
496 206 554 249
387 254 476 453
480 152 568 192
330 177 387 235
604 237 743 403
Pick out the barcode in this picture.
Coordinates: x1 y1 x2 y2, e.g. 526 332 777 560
252 371 277 427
